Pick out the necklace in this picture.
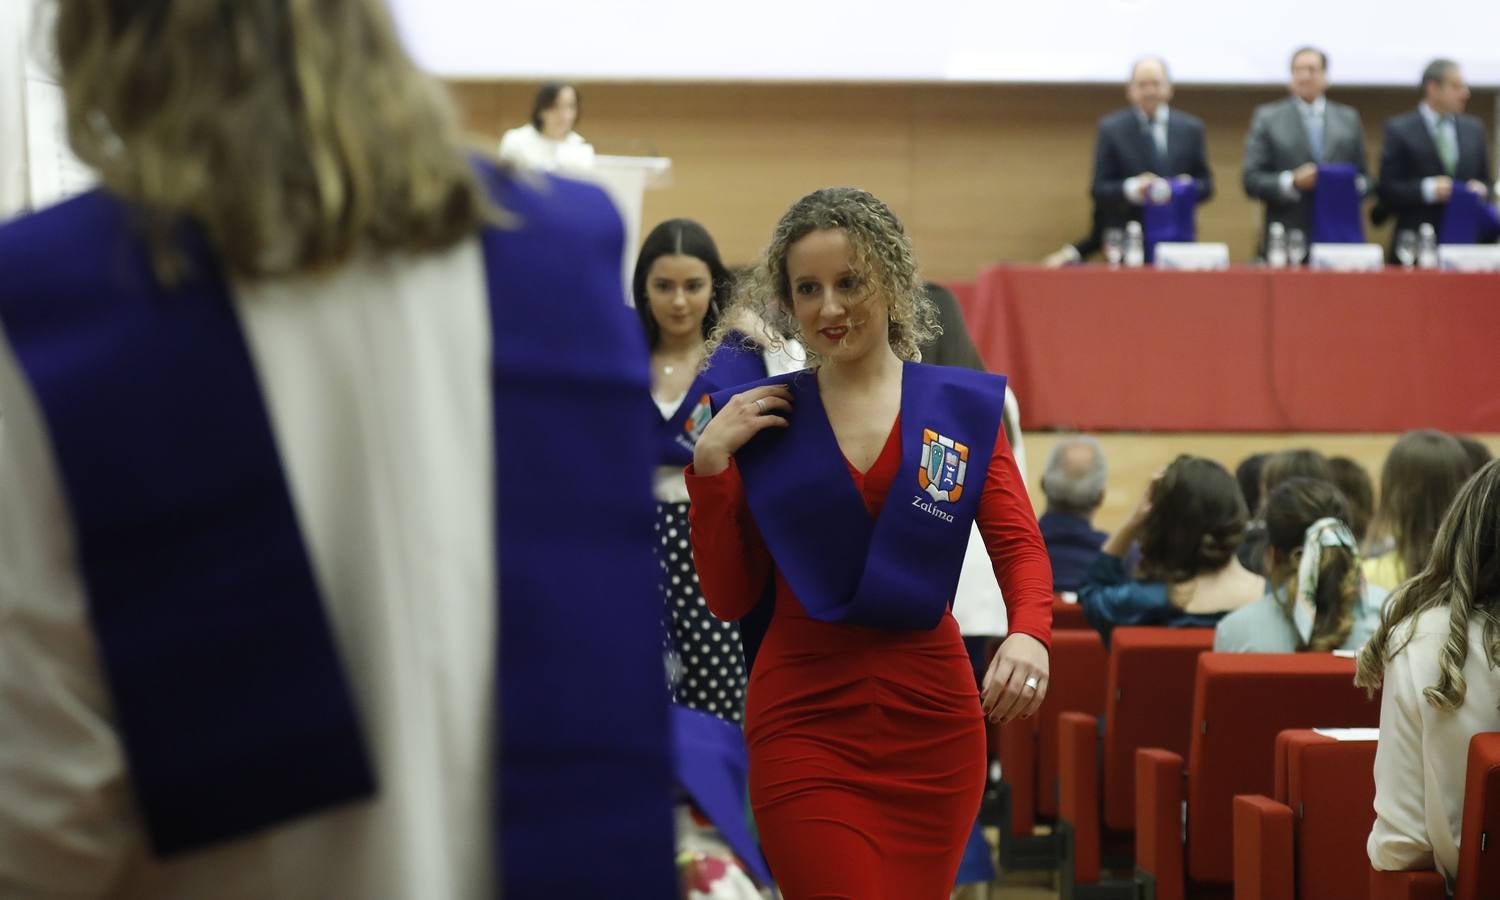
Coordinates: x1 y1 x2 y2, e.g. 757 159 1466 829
656 351 703 378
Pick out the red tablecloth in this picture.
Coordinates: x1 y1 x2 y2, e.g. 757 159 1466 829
953 266 1500 433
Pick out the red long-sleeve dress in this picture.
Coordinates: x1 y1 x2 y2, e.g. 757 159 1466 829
686 415 1053 899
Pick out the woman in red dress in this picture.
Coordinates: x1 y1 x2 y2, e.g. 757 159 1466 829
686 188 1053 898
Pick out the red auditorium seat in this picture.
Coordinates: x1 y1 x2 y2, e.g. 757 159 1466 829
1369 731 1500 900
996 628 1107 869
1052 596 1089 632
1056 627 1215 896
1133 653 1380 899
1233 728 1379 899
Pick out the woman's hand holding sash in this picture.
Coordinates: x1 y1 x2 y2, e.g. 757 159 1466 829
692 385 792 476
981 632 1050 723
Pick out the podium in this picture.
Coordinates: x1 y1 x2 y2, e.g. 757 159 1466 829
577 155 673 300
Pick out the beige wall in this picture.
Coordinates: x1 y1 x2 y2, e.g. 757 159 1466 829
448 81 1497 280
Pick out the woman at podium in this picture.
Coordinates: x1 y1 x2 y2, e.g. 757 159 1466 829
498 82 594 172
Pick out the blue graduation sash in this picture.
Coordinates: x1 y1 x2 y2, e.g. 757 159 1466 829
655 331 767 467
1440 184 1500 244
1142 180 1199 263
672 704 774 887
0 171 675 895
1310 163 1364 243
707 363 1006 667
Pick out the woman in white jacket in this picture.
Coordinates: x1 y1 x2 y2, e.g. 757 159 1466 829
1359 458 1500 892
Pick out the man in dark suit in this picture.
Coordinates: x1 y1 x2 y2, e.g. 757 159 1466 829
1090 57 1214 234
1242 47 1369 253
1376 59 1493 246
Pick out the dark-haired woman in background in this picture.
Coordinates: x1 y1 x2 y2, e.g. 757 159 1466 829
1080 456 1263 645
634 218 801 722
1214 477 1387 652
498 81 594 172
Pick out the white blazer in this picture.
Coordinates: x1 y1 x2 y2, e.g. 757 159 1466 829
497 123 594 173
1369 605 1500 891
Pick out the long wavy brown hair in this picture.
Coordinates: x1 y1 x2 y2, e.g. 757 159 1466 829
52 0 492 279
1357 460 1500 710
708 187 939 364
1371 430 1476 581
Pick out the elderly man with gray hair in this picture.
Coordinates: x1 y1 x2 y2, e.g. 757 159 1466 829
1038 436 1109 592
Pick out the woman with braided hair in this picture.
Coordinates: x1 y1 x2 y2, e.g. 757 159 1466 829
1359 459 1500 891
1214 477 1388 652
1080 455 1263 646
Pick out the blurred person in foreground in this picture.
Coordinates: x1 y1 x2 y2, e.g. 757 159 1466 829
0 1 673 896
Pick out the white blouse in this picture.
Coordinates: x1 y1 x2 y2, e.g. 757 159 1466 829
0 241 497 897
497 123 594 173
1369 605 1500 890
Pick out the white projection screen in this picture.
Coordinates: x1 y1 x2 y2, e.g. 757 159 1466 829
388 0 1500 86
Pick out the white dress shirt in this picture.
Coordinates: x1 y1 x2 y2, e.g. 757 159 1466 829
0 241 497 897
1368 606 1500 891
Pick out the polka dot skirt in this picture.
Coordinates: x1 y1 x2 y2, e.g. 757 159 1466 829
656 501 747 723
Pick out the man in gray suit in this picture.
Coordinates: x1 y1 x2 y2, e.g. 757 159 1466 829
1242 47 1368 253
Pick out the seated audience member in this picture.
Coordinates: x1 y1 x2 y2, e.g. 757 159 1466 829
1329 455 1376 545
1358 460 1500 890
1365 430 1476 590
1456 434 1494 472
1080 456 1261 644
1240 448 1334 574
1215 478 1386 653
1236 452 1271 514
1038 436 1109 592
498 82 594 172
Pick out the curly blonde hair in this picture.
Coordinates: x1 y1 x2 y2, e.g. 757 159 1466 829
708 187 939 364
53 0 494 280
1357 459 1500 711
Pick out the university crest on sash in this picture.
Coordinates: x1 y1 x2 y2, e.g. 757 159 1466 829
683 394 714 445
918 428 968 503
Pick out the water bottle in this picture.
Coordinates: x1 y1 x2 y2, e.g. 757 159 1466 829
1124 221 1145 268
1417 223 1438 270
1265 222 1288 269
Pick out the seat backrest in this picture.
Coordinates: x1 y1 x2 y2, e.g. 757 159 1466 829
1185 653 1380 884
1283 729 1378 900
1455 732 1500 900
1101 627 1215 831
1036 629 1108 818
1052 597 1090 632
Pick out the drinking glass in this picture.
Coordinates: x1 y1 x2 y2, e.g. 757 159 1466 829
1103 228 1124 267
1286 229 1307 266
1394 230 1417 269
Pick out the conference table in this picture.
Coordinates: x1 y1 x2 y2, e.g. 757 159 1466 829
948 266 1500 433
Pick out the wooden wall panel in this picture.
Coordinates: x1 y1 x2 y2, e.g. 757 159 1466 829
446 81 1496 280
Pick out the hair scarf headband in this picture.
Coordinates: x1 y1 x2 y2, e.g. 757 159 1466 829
1292 516 1360 644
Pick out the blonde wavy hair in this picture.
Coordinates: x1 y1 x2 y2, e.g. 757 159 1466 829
708 187 939 364
52 0 493 280
1356 459 1500 711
